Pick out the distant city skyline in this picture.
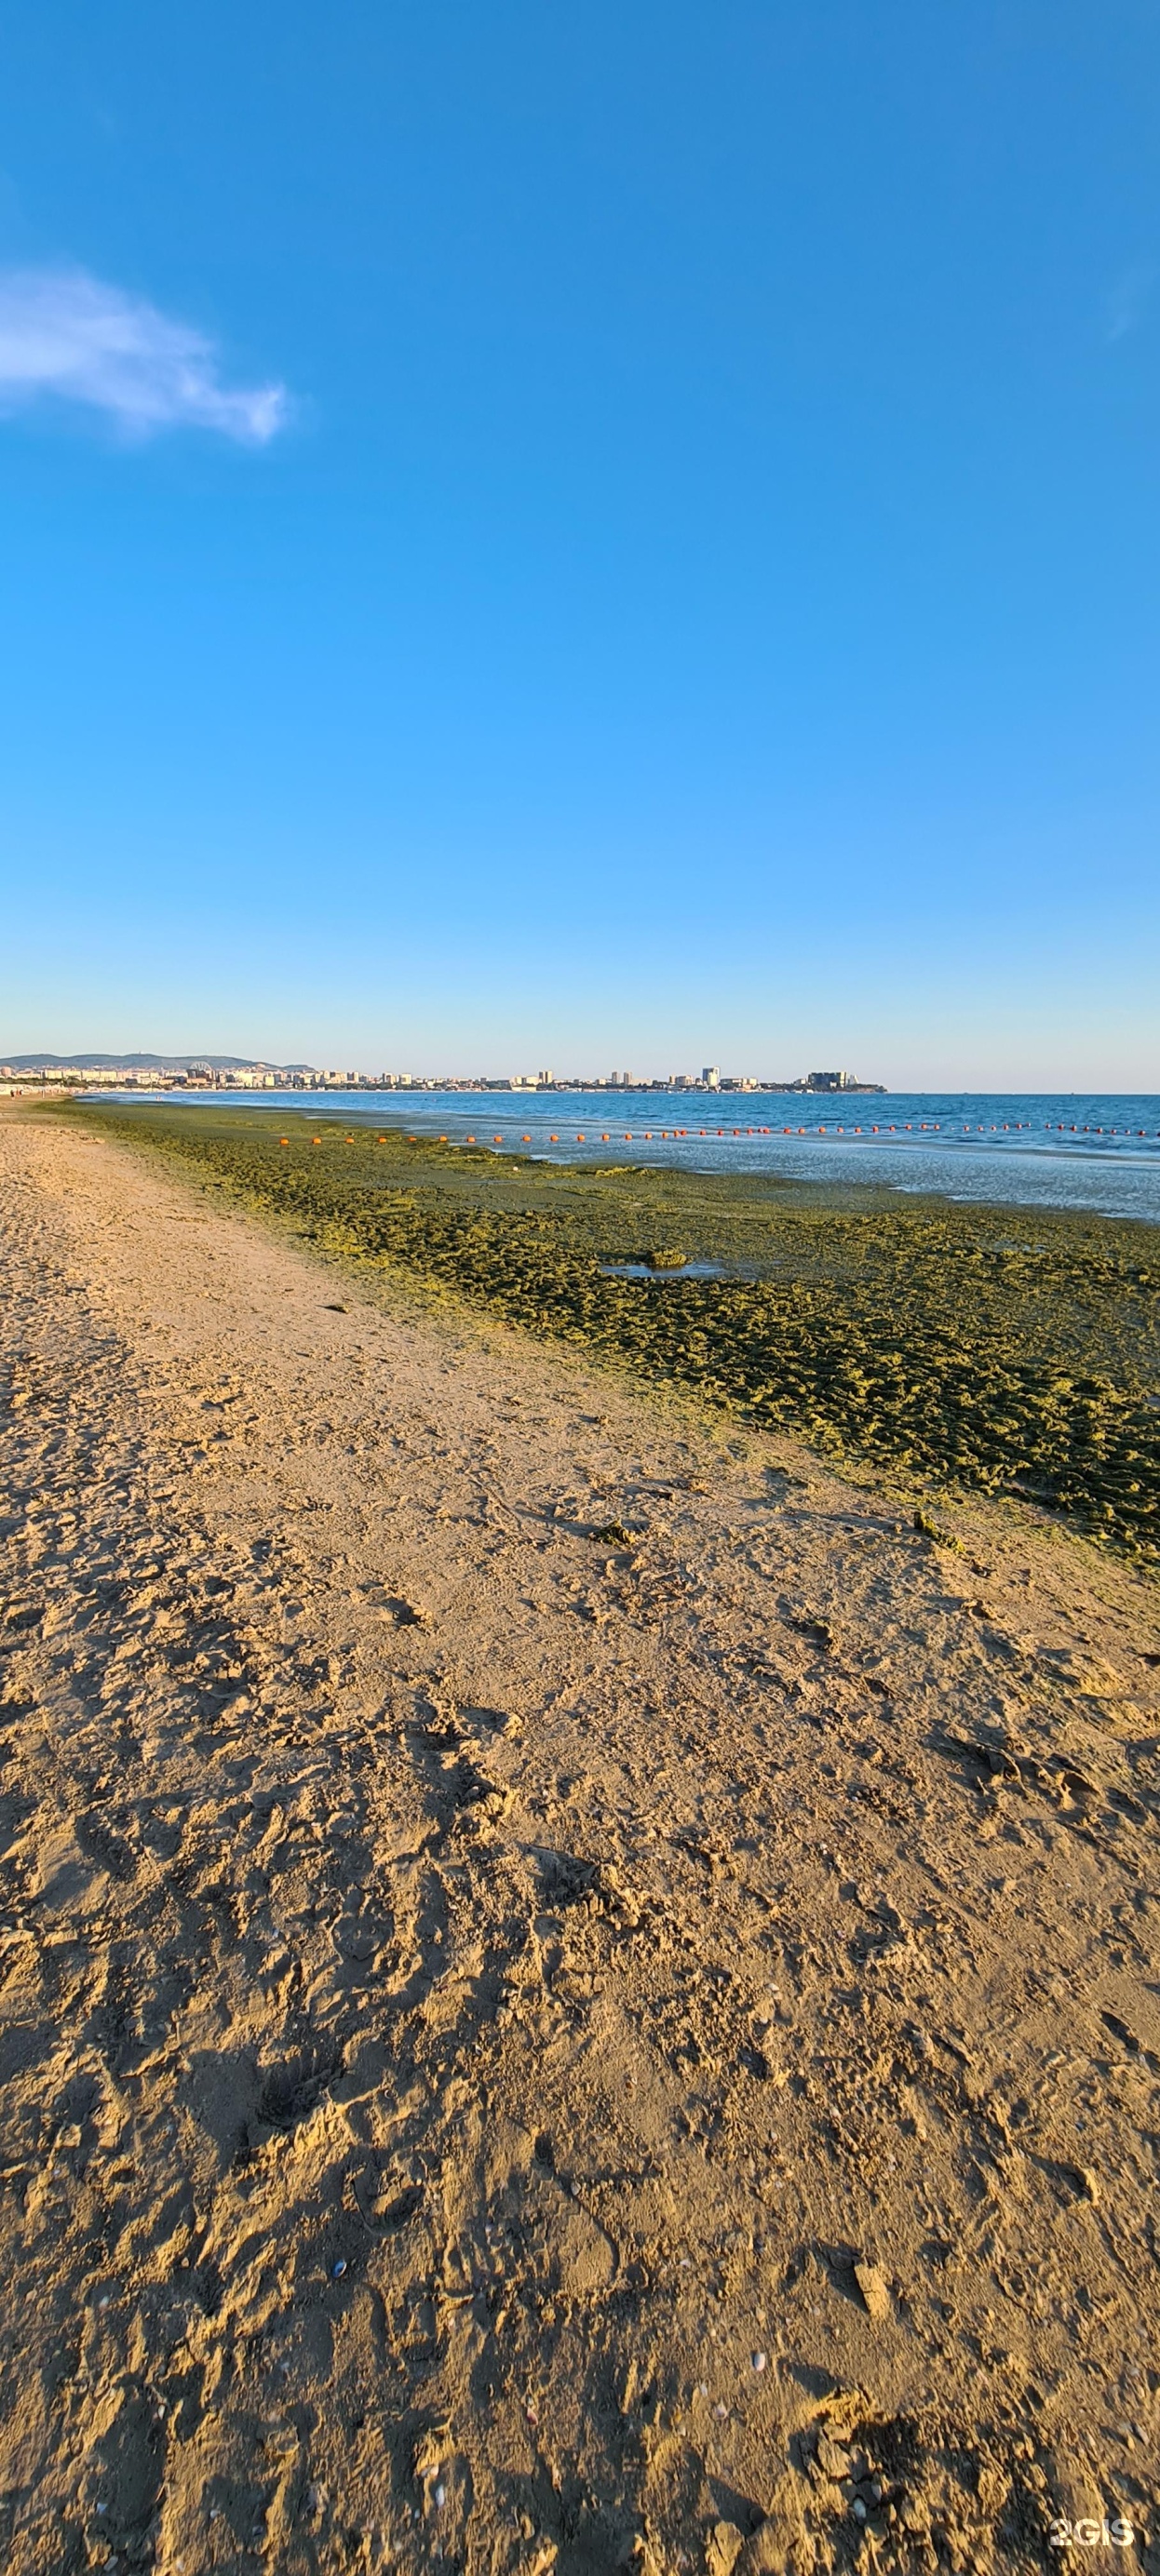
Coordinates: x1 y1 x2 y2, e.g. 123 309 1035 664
0 1052 885 1095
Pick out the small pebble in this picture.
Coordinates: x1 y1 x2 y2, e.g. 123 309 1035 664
331 2259 347 2278
751 2351 767 2372
854 2501 868 2523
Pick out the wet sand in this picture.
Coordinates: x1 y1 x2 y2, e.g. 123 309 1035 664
1 1102 1157 2573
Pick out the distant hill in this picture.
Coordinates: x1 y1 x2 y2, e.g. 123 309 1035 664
2 1053 317 1073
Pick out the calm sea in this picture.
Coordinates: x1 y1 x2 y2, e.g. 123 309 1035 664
112 1089 1160 1225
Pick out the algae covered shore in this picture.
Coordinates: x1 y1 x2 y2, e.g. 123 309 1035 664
64 1099 1160 1561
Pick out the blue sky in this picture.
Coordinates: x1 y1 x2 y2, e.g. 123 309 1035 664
0 0 1157 1084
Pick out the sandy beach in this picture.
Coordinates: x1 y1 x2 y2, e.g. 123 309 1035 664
1 1098 1158 2573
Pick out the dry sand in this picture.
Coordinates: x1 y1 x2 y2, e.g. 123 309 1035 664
1 1101 1158 2574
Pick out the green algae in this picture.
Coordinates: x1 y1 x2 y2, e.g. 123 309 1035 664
60 1102 1160 1563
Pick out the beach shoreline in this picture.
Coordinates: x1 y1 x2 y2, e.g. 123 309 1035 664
76 1085 1160 1228
2 1099 1158 2572
59 1097 1160 1568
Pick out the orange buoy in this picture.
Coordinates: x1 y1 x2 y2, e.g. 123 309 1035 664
521 1133 531 1141
279 1137 289 1145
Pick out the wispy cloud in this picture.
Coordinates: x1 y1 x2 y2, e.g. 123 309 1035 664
1107 262 1153 344
0 264 289 441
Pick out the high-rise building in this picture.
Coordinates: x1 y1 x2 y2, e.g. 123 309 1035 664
702 1066 721 1089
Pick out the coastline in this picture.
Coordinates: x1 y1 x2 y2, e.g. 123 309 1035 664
60 1097 1160 1566
1 1099 1158 2569
76 1085 1160 1228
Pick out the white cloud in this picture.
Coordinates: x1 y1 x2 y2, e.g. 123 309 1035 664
0 264 289 442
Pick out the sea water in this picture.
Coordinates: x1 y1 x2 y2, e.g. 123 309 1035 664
107 1089 1160 1225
